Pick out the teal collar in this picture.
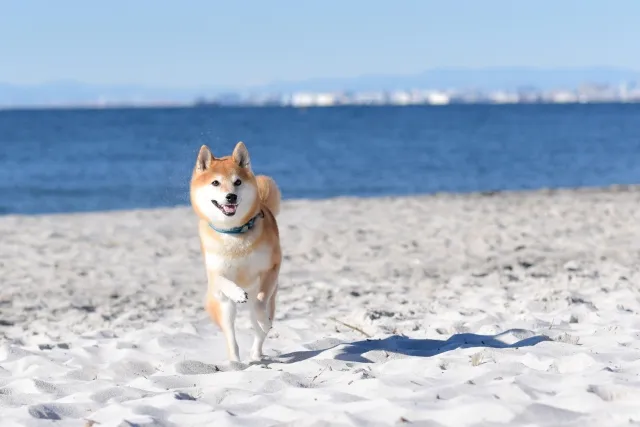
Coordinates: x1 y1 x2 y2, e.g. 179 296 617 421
209 210 264 235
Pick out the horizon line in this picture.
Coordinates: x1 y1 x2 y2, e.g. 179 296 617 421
2 65 639 89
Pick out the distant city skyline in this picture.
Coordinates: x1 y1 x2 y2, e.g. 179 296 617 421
1 66 640 108
1 0 640 88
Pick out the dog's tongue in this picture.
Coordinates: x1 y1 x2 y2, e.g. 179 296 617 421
222 204 237 214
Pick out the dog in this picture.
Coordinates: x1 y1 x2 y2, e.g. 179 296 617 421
189 141 282 362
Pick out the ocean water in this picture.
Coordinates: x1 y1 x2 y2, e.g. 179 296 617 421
1 104 639 215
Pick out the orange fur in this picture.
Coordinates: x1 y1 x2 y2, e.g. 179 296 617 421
205 295 222 328
256 175 281 217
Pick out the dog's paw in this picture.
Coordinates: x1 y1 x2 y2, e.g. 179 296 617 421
249 351 264 362
236 291 249 303
225 287 248 304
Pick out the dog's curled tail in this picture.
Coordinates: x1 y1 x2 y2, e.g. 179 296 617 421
256 175 281 217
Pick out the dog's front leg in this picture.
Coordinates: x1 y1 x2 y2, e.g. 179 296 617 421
206 292 240 362
213 275 248 304
207 275 248 362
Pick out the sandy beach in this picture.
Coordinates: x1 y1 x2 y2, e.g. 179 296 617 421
2 186 640 426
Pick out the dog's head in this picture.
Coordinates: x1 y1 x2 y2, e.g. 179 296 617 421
190 142 259 227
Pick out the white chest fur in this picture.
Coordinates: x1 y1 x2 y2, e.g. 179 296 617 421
204 241 273 287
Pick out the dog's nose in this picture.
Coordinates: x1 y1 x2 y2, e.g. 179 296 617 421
225 193 238 203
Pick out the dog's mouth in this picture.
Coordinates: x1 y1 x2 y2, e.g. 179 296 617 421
212 200 238 216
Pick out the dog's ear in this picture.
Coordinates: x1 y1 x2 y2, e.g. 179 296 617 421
232 141 250 169
195 145 213 172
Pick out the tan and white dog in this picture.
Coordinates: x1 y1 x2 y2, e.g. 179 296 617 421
190 141 281 362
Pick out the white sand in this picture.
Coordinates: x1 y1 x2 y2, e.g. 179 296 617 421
1 187 640 426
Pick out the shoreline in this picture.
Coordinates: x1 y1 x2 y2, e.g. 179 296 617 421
2 182 640 219
3 100 640 113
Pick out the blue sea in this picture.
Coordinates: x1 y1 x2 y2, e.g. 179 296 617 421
1 104 639 215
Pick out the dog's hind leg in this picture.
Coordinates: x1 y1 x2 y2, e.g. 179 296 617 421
249 264 280 361
248 298 267 362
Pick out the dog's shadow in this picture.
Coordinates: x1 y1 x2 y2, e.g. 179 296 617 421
270 329 551 364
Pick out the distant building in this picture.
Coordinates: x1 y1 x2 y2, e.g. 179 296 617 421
389 91 413 105
425 91 450 105
290 93 316 107
546 90 579 103
350 92 388 105
489 91 519 104
290 92 338 107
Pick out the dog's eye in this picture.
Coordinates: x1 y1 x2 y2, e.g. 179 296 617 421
233 179 242 186
212 180 220 187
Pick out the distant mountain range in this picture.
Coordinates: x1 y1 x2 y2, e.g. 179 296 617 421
1 67 639 107
0 81 215 106
261 67 640 93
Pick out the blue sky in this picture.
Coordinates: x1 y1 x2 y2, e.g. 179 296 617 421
1 0 639 88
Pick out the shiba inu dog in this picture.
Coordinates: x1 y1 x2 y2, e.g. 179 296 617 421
190 142 281 362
